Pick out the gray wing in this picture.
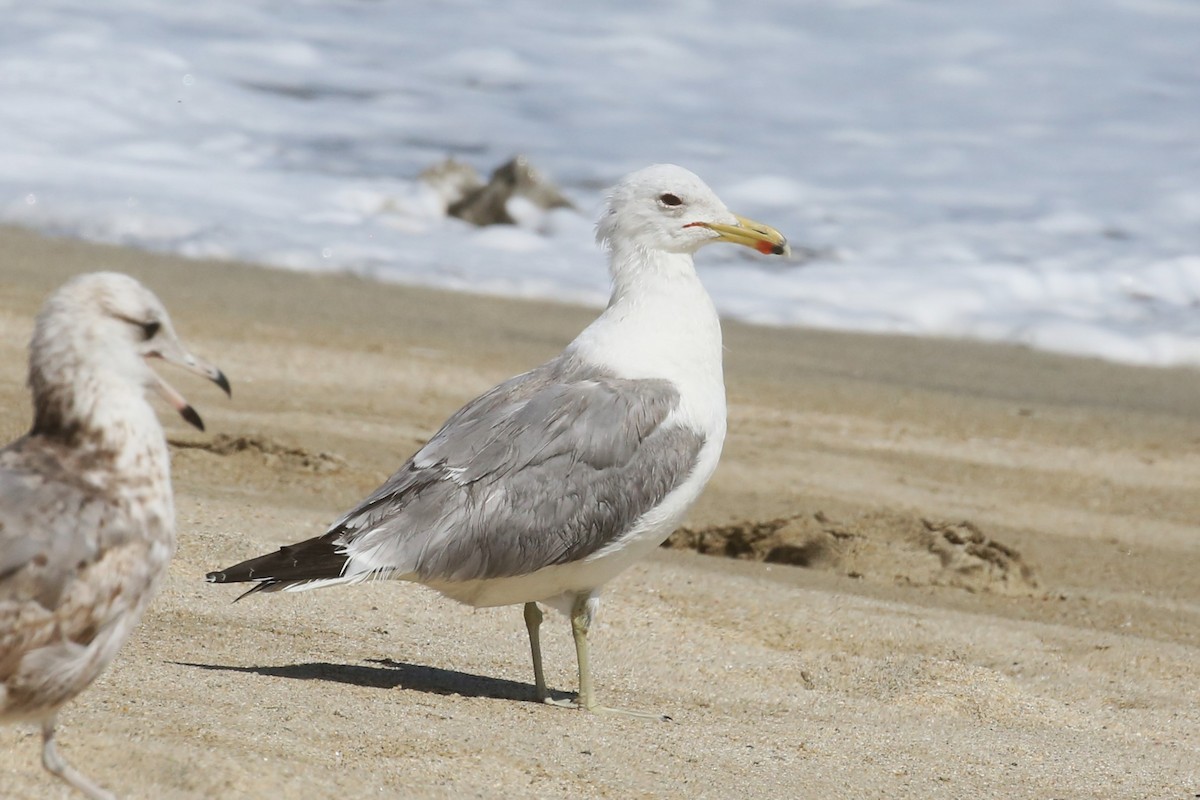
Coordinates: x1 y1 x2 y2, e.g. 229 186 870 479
331 356 706 583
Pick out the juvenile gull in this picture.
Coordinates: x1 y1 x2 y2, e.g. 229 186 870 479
207 164 789 714
1 273 229 799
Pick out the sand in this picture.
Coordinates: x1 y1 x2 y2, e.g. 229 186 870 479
1 224 1198 799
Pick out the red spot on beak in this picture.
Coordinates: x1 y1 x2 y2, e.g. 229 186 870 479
755 240 775 255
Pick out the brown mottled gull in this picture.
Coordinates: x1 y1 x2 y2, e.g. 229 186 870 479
207 164 788 716
1 272 229 799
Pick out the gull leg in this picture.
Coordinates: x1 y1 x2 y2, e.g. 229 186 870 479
527 600 580 708
41 716 116 800
570 593 599 710
523 601 550 701
566 594 669 721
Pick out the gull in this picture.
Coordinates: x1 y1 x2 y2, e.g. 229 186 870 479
1 273 229 799
207 164 789 715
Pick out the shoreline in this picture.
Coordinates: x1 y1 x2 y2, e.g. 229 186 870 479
8 225 1200 388
2 224 1198 798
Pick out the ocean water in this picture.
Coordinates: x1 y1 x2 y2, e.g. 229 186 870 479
1 0 1198 366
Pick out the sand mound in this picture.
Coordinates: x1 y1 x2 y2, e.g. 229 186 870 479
170 434 346 473
665 507 1038 595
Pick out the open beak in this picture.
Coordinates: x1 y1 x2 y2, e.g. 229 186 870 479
686 214 791 256
147 340 231 432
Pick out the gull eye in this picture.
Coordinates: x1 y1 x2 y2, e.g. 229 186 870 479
658 193 683 207
140 320 161 340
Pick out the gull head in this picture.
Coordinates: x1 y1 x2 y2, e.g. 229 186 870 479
596 164 790 258
29 272 230 434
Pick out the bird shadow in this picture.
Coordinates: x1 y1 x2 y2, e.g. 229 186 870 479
171 658 574 705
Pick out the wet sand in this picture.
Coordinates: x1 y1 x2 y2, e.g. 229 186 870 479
2 225 1198 798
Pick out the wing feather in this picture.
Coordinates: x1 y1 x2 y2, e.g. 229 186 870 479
0 438 143 693
0 441 112 610
334 355 705 583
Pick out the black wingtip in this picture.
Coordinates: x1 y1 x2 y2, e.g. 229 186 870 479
202 535 348 599
180 405 205 431
213 369 232 398
206 569 272 602
234 583 270 602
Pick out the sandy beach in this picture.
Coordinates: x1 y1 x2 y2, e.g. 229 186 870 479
2 223 1198 799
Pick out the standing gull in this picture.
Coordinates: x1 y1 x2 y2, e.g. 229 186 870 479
1 273 229 799
207 164 789 714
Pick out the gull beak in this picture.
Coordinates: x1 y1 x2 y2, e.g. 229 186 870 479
686 214 791 256
147 338 231 432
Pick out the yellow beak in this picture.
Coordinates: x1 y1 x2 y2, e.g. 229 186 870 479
687 213 791 256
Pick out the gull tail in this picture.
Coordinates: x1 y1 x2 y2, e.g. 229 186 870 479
205 533 352 600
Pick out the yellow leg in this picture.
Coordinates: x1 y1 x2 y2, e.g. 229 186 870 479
565 594 669 720
569 594 598 710
523 601 549 701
